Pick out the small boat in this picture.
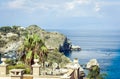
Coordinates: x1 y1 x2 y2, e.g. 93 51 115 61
71 45 81 51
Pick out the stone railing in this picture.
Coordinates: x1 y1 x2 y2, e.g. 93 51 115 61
0 58 83 79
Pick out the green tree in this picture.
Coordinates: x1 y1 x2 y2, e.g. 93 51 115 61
0 26 12 33
18 34 48 66
40 45 48 68
87 65 107 79
12 26 20 34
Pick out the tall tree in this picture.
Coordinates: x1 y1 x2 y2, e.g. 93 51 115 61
18 34 48 66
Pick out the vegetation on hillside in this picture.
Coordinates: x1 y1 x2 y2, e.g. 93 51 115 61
0 25 71 74
0 25 71 53
47 49 70 67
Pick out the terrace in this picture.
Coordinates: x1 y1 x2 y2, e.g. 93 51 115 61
0 58 85 79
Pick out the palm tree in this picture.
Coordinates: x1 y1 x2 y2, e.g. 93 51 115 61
39 45 48 68
18 34 48 66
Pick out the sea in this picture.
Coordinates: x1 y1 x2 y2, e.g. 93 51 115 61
48 29 120 79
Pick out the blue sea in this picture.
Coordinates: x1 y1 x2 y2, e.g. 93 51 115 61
48 29 120 79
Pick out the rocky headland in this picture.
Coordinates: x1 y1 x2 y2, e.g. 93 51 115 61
0 25 71 53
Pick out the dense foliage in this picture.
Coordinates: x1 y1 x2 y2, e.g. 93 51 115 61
87 65 107 79
7 63 31 74
0 39 7 47
47 49 70 67
18 34 48 65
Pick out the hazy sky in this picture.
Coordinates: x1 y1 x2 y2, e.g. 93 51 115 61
0 0 120 30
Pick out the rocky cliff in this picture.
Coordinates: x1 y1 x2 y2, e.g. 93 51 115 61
0 25 71 53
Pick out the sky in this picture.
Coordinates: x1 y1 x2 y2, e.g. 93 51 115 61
0 0 120 30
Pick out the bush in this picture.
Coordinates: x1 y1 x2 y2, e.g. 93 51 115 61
0 40 7 47
7 65 15 74
5 59 15 65
0 26 12 33
8 35 19 41
15 64 25 69
47 49 70 67
7 63 31 74
25 67 31 74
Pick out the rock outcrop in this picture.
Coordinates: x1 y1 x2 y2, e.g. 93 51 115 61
86 59 99 69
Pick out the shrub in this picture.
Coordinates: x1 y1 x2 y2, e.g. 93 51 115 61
0 40 7 47
25 67 31 74
8 36 19 41
47 49 70 67
0 26 12 33
15 64 25 69
5 59 15 65
7 63 31 74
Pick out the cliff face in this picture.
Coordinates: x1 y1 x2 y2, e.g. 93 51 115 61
0 25 71 53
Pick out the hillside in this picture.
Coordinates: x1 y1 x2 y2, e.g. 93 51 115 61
0 25 71 53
